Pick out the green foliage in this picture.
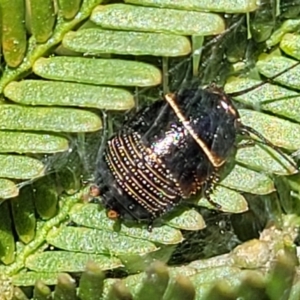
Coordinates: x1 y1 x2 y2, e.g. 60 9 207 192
0 0 299 299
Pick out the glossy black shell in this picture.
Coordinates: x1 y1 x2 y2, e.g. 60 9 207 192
96 85 241 222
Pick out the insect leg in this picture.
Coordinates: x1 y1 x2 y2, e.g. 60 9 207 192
203 172 221 209
240 125 298 171
236 139 256 149
141 102 169 141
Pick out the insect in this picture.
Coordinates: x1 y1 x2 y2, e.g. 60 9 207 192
92 9 300 227
94 74 298 227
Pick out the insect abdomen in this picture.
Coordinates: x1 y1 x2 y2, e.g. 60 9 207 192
102 131 183 221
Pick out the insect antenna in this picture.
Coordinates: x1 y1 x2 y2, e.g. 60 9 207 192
239 124 298 171
167 15 246 88
229 60 300 97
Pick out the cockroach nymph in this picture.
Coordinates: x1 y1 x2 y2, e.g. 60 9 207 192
94 62 299 227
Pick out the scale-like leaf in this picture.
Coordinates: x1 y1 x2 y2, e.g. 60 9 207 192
0 0 26 67
12 272 60 287
280 33 300 59
0 202 15 264
240 109 300 151
135 261 170 300
256 55 300 89
267 19 300 47
0 179 19 199
78 261 105 300
0 131 68 153
236 144 296 175
11 186 36 244
91 4 225 35
33 176 58 220
70 204 183 244
30 0 55 43
165 209 206 231
25 251 122 273
5 80 134 110
221 164 275 195
0 155 45 179
63 29 191 56
225 77 300 123
58 0 82 19
46 226 158 255
33 57 162 87
124 0 258 13
0 105 102 132
198 186 249 212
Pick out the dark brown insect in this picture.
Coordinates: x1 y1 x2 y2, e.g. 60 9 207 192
95 81 297 227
